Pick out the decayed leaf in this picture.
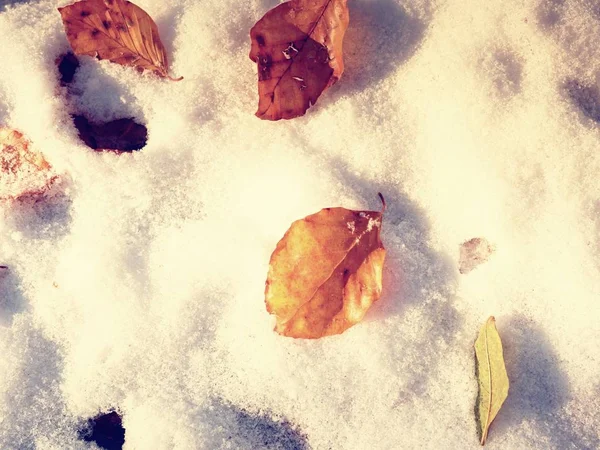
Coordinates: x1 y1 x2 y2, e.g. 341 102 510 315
459 237 495 274
265 194 386 338
0 128 58 201
58 0 181 81
475 316 509 445
56 52 81 85
72 114 147 152
249 0 350 120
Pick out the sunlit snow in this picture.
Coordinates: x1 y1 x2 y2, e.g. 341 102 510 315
1 0 600 448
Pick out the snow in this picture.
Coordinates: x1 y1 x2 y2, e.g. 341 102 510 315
1 0 600 448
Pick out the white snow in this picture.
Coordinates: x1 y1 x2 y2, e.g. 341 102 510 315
1 0 600 448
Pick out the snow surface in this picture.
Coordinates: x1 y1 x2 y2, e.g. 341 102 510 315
1 0 600 448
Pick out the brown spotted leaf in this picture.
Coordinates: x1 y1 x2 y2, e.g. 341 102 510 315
58 0 181 81
265 194 386 339
249 0 349 120
0 128 59 201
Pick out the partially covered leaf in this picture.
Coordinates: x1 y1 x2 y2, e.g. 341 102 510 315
56 52 80 85
78 410 125 448
265 194 386 338
58 0 181 80
460 237 494 274
72 114 147 152
475 316 509 445
0 128 58 201
249 0 349 120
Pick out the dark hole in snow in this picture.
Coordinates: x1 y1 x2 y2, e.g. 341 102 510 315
72 114 147 152
78 411 125 450
57 52 80 85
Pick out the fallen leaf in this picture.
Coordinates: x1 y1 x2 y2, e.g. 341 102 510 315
0 128 59 201
72 114 147 152
265 194 386 338
58 0 182 81
475 316 509 445
249 0 350 120
56 52 80 85
459 237 494 274
78 410 125 448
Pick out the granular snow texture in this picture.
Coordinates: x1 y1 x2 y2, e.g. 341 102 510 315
1 0 600 449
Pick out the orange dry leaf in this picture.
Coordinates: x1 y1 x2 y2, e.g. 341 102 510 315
0 128 58 201
265 194 386 339
58 0 181 81
249 0 350 120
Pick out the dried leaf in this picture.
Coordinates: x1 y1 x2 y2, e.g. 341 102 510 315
265 194 386 339
58 0 182 81
475 316 509 445
56 52 80 85
78 410 125 448
460 237 494 274
72 114 147 152
0 128 58 201
249 0 349 120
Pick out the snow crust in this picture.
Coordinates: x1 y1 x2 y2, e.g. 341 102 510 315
1 0 600 448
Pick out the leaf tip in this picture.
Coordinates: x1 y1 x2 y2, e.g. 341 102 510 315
378 192 386 214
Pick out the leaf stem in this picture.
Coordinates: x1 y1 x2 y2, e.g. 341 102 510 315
378 192 386 214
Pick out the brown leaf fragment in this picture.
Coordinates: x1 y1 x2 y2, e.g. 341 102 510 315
0 128 59 201
265 194 386 339
72 114 147 152
249 0 350 120
58 0 182 81
459 237 495 274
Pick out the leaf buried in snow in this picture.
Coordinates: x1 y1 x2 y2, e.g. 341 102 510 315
58 0 181 81
475 316 509 445
0 128 59 201
459 237 494 274
72 114 147 152
56 52 80 85
249 0 350 120
265 194 386 339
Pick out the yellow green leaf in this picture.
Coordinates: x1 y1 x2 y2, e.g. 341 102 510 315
474 316 509 445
